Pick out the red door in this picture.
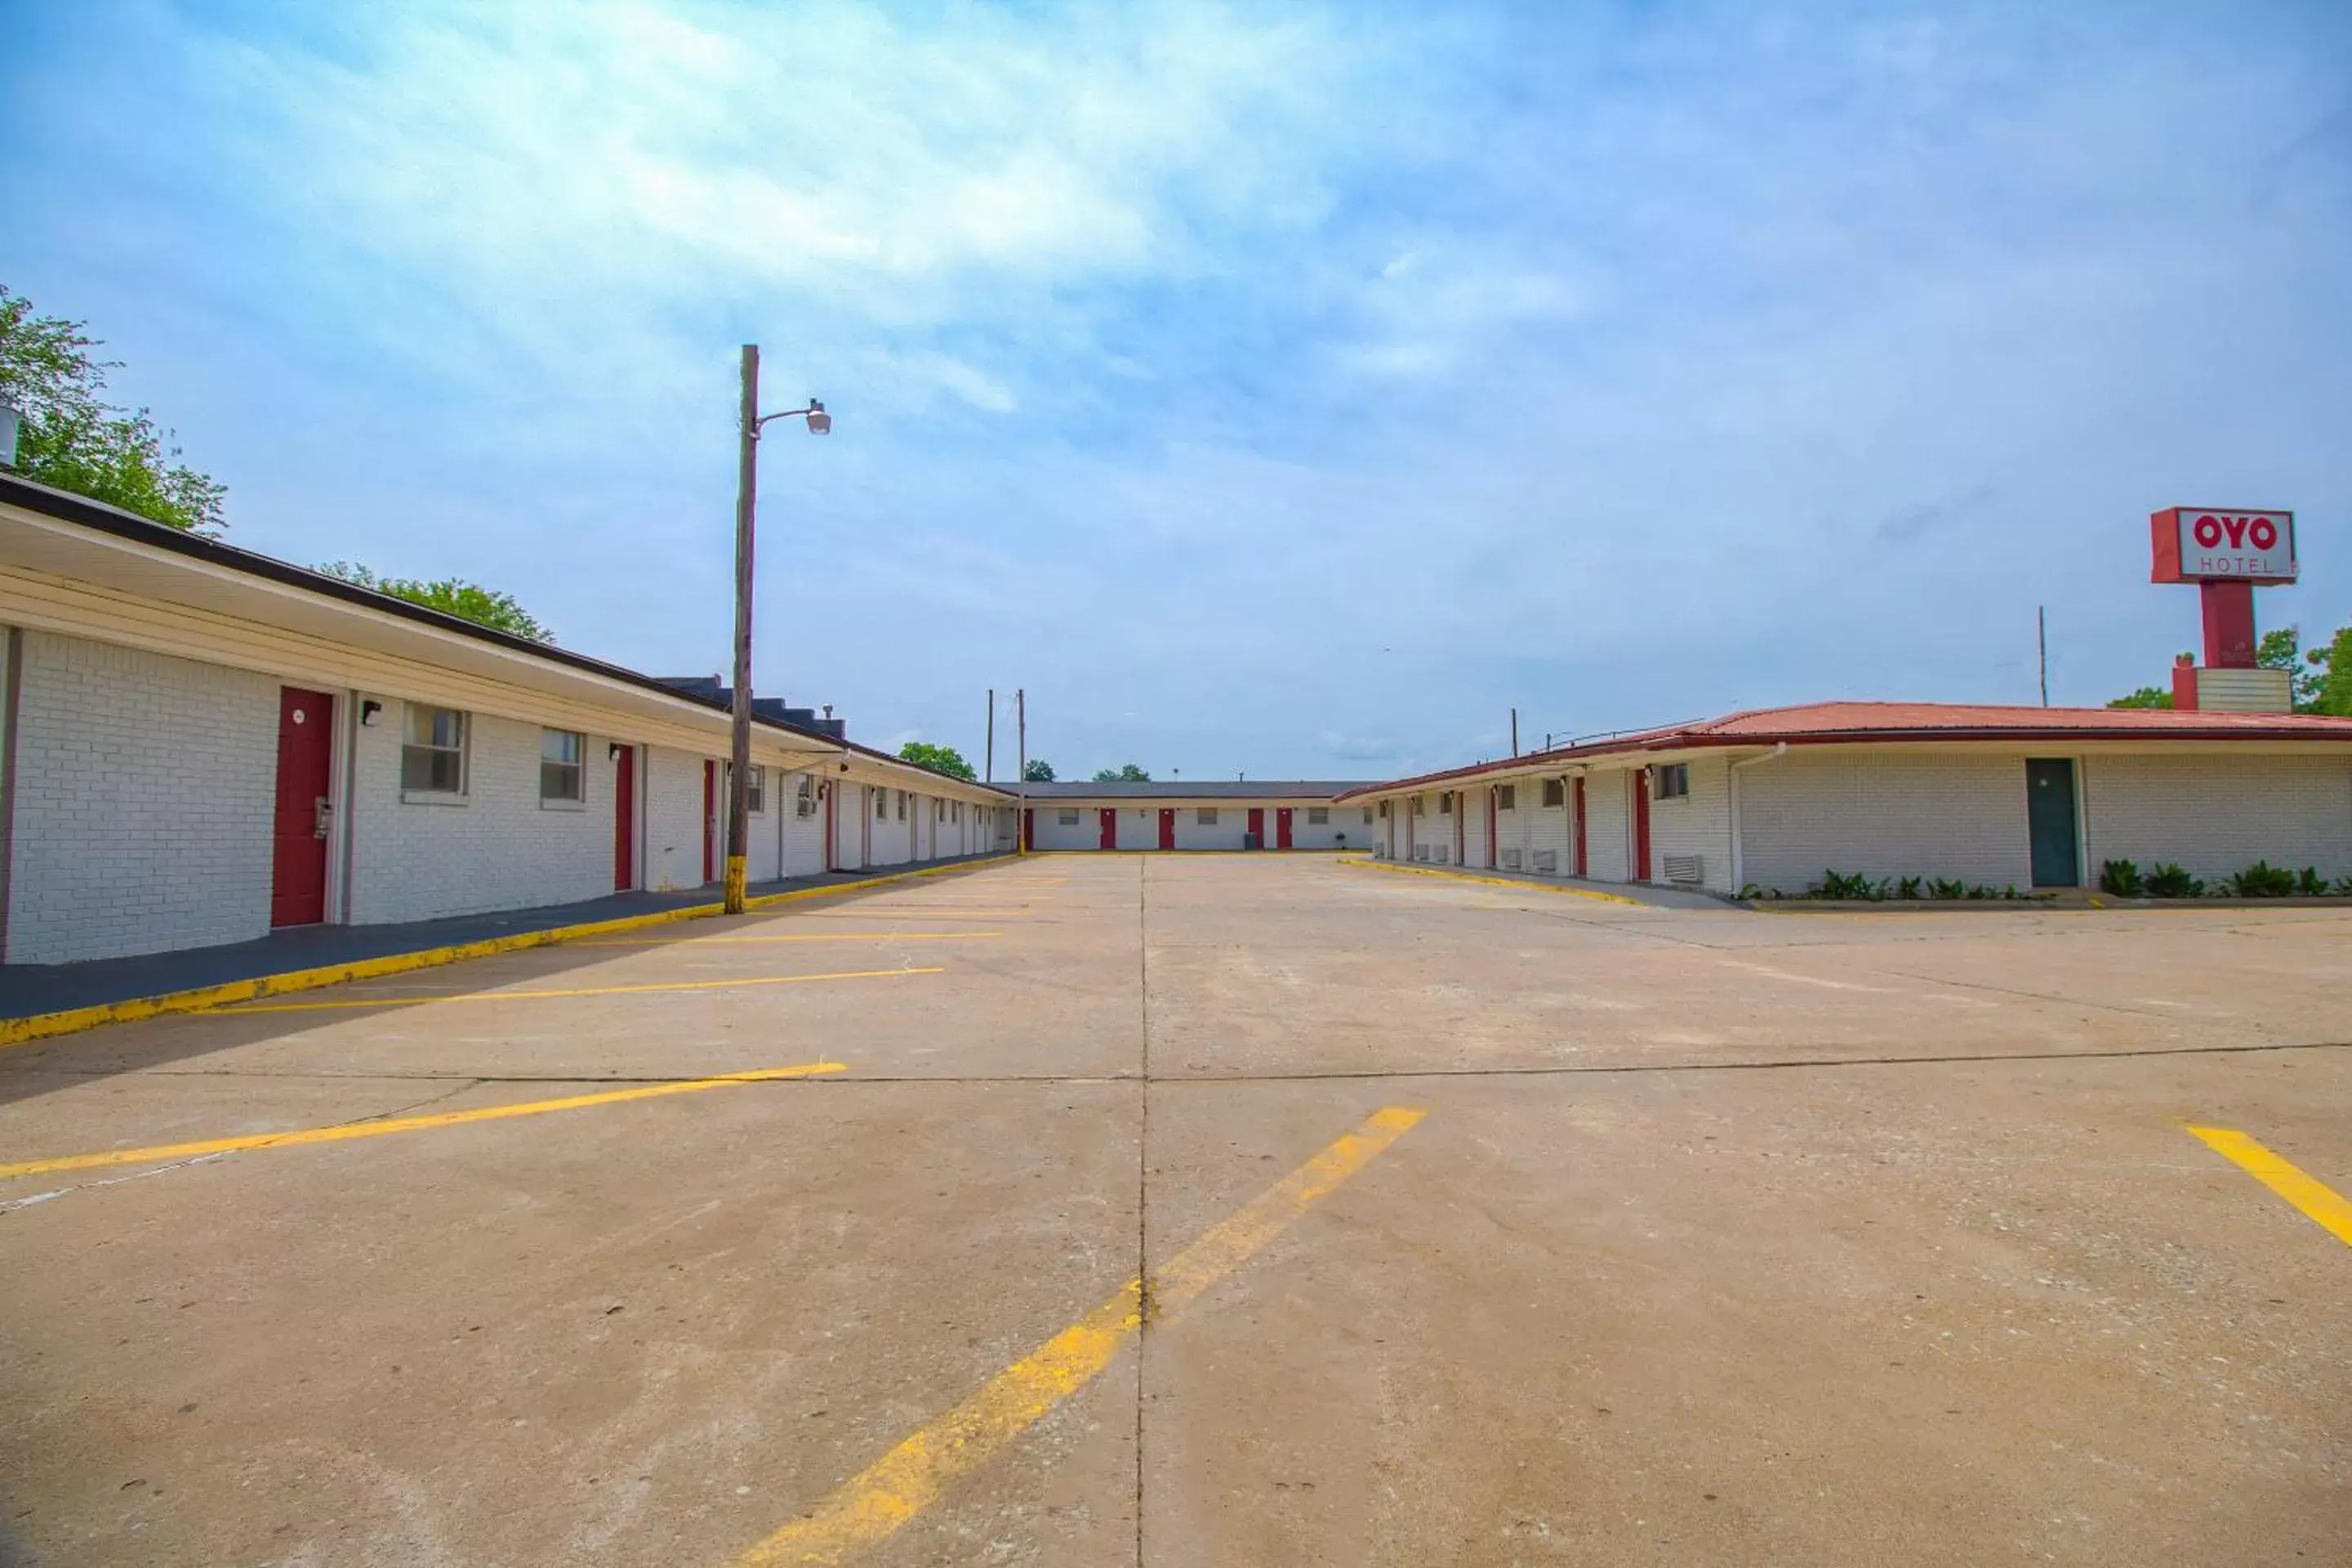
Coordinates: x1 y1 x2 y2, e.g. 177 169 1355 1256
1632 768 1653 882
702 760 717 884
1022 808 1034 853
1276 807 1294 849
1247 807 1264 848
270 687 334 927
1454 801 1465 864
824 781 837 870
1098 808 1118 850
613 745 635 890
1159 808 1176 850
1486 789 1498 868
1572 776 1588 877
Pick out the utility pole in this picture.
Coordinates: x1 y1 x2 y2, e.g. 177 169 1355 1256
725 345 759 915
1510 707 1519 757
985 688 996 783
2038 605 2049 707
722 345 830 915
1015 688 1027 854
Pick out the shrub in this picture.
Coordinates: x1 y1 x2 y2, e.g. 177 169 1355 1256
2226 861 2296 898
1815 869 1888 900
1895 875 1922 899
2145 862 2203 898
2295 866 2327 896
2097 859 2144 898
1928 878 1967 901
2335 875 2352 898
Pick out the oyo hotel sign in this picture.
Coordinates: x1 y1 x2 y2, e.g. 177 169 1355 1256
2150 507 2297 584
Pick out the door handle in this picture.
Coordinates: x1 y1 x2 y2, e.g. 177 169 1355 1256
314 797 333 839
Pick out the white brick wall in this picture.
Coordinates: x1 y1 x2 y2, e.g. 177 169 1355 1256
1526 782 1572 875
5 630 279 964
2085 753 2352 881
345 701 623 924
1586 768 1633 883
779 770 827 877
1650 754 1736 892
643 746 711 893
1736 750 2030 895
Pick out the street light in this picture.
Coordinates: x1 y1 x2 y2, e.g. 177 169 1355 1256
726 344 830 915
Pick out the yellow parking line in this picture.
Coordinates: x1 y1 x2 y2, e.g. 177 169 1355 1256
0 1061 847 1182
572 933 1004 947
218 967 945 1014
2187 1125 2352 1246
732 1106 1425 1566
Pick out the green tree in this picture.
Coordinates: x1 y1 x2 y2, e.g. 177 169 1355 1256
2310 626 2352 716
898 741 976 780
2106 686 2174 710
2256 627 2327 710
318 561 555 643
1022 759 1056 782
1092 763 1152 782
0 285 227 533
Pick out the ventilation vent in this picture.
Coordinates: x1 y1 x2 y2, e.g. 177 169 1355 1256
1533 849 1558 873
1431 847 1450 865
1412 845 1430 862
1500 848 1522 870
1663 853 1704 885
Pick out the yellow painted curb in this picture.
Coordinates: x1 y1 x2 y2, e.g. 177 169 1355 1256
1338 855 1642 905
0 854 1018 1050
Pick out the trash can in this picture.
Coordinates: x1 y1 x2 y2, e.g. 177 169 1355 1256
1242 831 1263 851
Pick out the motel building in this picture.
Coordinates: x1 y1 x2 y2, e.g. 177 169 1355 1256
0 473 1016 969
1339 701 2352 899
1019 780 1376 852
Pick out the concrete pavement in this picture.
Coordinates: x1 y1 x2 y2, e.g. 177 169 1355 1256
1 856 2345 1564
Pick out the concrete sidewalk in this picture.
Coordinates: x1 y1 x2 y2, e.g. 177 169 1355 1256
0 853 1007 1020
1342 854 1735 909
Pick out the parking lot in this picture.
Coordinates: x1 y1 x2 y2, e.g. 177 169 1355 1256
2 855 2346 1566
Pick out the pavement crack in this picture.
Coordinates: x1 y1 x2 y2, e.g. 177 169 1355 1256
1133 853 1150 1568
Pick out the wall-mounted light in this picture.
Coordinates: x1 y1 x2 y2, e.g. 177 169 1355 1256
608 742 626 761
359 700 383 727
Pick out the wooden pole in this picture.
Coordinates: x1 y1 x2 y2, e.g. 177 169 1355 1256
724 345 759 914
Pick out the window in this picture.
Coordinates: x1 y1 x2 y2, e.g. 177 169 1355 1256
723 763 765 814
896 791 907 821
1410 795 1423 816
1197 808 1218 825
539 728 584 803
1541 777 1566 808
1364 807 1375 824
1058 809 1081 826
876 789 888 819
1654 763 1690 800
795 774 817 817
1498 784 1517 810
1307 807 1329 825
402 705 466 795
1439 791 1454 815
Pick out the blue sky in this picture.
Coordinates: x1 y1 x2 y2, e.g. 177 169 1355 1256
6 2 2349 779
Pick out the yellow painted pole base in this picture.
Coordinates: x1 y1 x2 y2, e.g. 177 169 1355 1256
723 854 749 915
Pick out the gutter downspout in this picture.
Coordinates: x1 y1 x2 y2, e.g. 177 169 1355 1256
1727 742 1788 898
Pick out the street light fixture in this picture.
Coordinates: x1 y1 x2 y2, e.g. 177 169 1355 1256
726 345 831 915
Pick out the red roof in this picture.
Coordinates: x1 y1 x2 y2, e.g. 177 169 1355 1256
1334 700 2352 800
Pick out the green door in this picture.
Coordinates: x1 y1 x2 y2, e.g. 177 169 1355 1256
2025 759 2079 888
